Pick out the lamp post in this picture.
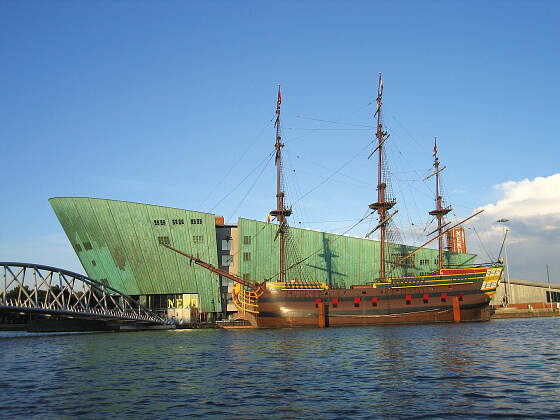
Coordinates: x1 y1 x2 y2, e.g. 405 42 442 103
497 219 511 307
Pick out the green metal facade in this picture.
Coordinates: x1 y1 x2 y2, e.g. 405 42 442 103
49 197 221 312
237 218 477 286
50 198 477 312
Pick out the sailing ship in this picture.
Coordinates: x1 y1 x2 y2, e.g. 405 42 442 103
163 75 503 327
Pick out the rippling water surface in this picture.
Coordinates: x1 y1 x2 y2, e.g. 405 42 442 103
1 317 559 419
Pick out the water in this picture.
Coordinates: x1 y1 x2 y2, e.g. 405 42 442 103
1 318 559 419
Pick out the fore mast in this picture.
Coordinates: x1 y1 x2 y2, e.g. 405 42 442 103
428 137 452 270
269 85 292 283
368 73 396 282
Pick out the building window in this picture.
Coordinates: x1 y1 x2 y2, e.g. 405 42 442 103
546 291 560 303
83 242 92 250
222 239 232 251
154 219 166 226
172 219 184 225
243 252 251 261
190 218 203 225
91 260 96 266
158 236 170 245
419 259 429 265
74 243 82 253
243 236 251 245
243 273 251 281
221 255 233 267
390 253 414 267
434 259 439 265
193 235 204 244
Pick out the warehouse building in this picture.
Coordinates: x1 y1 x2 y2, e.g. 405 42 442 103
491 278 560 309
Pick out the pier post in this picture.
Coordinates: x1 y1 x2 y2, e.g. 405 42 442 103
453 296 461 323
318 302 326 328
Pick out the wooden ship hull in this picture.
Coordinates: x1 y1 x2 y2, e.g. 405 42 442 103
233 266 503 328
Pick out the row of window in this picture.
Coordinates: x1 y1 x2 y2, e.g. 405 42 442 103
313 293 462 309
419 258 439 265
76 235 205 251
546 291 560 303
220 236 250 251
74 242 92 252
158 235 204 245
154 218 203 226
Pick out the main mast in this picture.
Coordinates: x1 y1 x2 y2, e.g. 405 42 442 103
270 85 292 283
428 137 452 270
369 73 395 281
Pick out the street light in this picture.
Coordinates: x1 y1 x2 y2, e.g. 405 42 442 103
497 219 511 307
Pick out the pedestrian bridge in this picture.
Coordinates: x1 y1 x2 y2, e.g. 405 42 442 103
1 262 173 328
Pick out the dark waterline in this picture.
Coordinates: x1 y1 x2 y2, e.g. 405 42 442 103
1 318 559 419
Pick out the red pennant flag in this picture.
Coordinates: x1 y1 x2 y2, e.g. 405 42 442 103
433 138 438 156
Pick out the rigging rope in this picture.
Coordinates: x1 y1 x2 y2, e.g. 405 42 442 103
228 153 275 220
209 151 275 213
201 113 276 211
292 140 374 205
267 209 374 281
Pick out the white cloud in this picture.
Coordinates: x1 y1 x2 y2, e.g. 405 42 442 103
469 174 560 283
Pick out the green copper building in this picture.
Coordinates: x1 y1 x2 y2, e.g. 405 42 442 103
50 197 477 320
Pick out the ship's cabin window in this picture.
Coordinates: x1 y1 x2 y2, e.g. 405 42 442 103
353 297 360 308
332 297 339 308
315 299 322 308
221 255 233 267
423 294 429 304
222 239 232 251
243 236 251 245
441 293 447 303
458 293 464 302
406 295 412 305
243 252 251 261
371 297 378 307
190 218 203 225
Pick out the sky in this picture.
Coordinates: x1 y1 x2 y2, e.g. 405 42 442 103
1 1 559 283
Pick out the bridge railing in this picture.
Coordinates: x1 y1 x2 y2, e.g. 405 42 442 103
1 262 172 325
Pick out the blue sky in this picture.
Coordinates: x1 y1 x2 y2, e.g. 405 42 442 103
2 1 559 282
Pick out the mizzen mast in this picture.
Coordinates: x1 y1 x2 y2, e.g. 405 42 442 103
269 85 292 283
368 73 396 281
428 137 452 270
